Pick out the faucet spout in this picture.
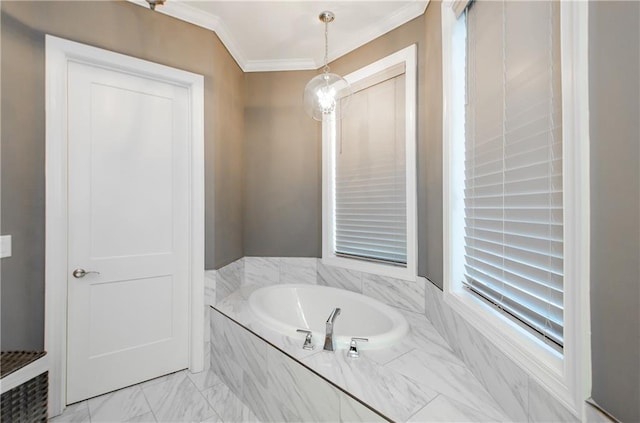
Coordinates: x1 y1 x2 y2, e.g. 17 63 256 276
323 307 341 351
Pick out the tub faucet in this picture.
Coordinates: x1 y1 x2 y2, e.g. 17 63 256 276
323 308 341 351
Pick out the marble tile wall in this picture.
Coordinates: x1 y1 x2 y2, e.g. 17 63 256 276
215 258 244 303
209 287 515 422
362 274 425 314
203 270 217 370
316 260 426 314
207 257 594 423
204 270 216 306
212 257 424 313
423 279 581 423
317 260 363 292
208 307 388 422
244 256 318 286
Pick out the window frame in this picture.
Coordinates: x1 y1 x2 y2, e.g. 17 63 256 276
441 1 591 416
322 44 417 281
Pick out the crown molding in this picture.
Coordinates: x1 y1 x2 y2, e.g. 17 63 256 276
243 59 318 73
326 1 429 66
127 0 249 69
126 0 429 73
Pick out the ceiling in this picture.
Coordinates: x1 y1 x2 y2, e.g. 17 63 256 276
127 1 429 72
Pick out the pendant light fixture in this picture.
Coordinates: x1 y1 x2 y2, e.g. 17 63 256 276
146 0 165 10
303 11 352 121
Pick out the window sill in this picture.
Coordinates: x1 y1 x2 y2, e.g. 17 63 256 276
442 284 580 413
321 254 417 282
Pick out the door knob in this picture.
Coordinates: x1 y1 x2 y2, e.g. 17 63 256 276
72 268 100 278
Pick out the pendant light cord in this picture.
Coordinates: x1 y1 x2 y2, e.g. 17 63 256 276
323 19 330 74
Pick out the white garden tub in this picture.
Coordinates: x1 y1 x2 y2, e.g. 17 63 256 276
248 284 409 350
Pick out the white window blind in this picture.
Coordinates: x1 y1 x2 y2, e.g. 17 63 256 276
463 0 564 347
335 72 407 265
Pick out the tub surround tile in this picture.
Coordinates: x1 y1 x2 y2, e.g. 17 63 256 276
207 260 576 423
141 371 215 423
423 279 469 357
340 393 390 423
50 400 91 423
359 339 413 367
88 385 151 423
214 284 319 362
216 259 243 304
422 280 449 345
408 394 508 423
204 270 216 306
425 279 585 423
400 309 452 354
267 347 341 422
280 257 318 285
203 341 211 371
210 312 244 395
249 320 323 361
317 261 363 293
241 369 300 422
215 287 256 324
528 378 579 423
302 351 437 422
210 307 232 357
204 306 211 343
208 351 244 398
423 279 534 422
456 318 529 422
366 310 459 367
244 257 280 287
209 283 516 423
363 273 425 313
222 311 269 388
386 348 507 422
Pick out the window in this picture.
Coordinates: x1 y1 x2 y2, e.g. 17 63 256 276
464 0 564 348
322 45 417 281
443 0 589 414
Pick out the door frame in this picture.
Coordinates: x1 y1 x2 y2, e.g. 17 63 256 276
44 35 205 416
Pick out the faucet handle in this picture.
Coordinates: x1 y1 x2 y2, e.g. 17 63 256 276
296 329 315 350
347 337 368 359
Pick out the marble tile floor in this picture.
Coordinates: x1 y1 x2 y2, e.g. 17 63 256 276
49 369 259 423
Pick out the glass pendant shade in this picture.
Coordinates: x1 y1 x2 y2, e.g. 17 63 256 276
303 72 352 121
303 10 352 121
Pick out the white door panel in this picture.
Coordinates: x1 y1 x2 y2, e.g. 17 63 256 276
66 61 190 403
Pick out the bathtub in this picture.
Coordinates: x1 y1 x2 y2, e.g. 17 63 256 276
248 284 409 350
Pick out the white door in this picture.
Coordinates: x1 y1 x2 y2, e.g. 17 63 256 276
66 61 190 403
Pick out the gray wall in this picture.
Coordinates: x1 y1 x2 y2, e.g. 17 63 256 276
588 2 640 422
242 6 445 286
3 3 640 420
243 71 321 257
1 10 46 350
0 0 245 350
329 8 443 285
242 2 640 420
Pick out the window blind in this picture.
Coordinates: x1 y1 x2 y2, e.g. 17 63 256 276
463 0 564 347
335 73 407 265
451 0 472 18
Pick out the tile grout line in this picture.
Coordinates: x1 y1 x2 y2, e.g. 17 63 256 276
184 369 224 422
139 381 159 423
381 347 417 367
404 393 441 422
